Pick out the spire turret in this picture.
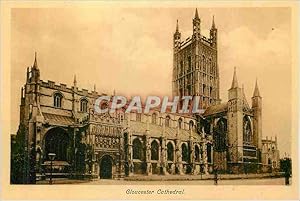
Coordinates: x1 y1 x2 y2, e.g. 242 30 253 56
194 8 200 20
192 8 201 39
212 15 216 29
231 67 239 89
33 52 38 69
173 19 181 49
253 78 261 97
73 74 77 87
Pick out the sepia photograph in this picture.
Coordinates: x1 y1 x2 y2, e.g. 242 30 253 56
1 1 299 200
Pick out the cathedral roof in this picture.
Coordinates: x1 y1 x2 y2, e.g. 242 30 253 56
203 103 228 116
129 121 202 141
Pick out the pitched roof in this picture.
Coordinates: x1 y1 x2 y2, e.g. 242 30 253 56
203 103 228 116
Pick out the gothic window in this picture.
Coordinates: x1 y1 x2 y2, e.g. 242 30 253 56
207 143 212 163
203 84 206 95
167 142 174 161
188 56 192 72
180 61 183 75
136 113 141 122
53 92 63 108
165 115 171 127
214 118 227 152
152 113 157 124
181 143 189 162
178 118 183 129
209 58 212 74
243 116 253 145
189 120 194 130
151 140 159 160
202 55 205 70
195 145 200 162
80 99 88 112
133 138 143 160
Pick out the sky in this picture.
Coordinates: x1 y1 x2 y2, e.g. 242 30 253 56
11 7 292 157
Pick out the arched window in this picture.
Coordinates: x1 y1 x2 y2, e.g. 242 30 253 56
133 138 143 160
178 118 183 129
136 113 141 122
207 143 212 163
189 120 194 130
167 142 174 161
214 118 227 152
80 99 88 112
151 140 159 160
181 143 189 162
54 93 63 108
165 115 170 127
152 113 157 124
195 145 200 162
243 116 252 145
202 55 205 71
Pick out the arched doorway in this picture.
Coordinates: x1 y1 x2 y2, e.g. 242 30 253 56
44 127 69 161
100 155 113 179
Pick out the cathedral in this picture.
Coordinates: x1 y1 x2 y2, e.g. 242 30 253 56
13 9 278 183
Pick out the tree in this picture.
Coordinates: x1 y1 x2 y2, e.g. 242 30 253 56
11 124 29 184
280 157 292 174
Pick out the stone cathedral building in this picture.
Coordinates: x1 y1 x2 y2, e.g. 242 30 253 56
13 9 278 183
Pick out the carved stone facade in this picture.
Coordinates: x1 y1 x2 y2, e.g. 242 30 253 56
17 54 211 182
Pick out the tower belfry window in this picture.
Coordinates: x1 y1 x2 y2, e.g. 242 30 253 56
80 99 88 112
54 93 62 108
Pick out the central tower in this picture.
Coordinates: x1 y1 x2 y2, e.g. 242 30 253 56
172 9 220 109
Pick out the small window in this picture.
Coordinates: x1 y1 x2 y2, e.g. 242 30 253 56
189 120 194 130
54 93 63 108
80 99 88 112
152 113 157 124
136 113 141 122
165 115 171 127
178 118 183 129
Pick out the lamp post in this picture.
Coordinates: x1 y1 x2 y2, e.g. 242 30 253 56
48 153 56 185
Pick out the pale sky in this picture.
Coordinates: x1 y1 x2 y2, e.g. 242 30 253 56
11 7 291 157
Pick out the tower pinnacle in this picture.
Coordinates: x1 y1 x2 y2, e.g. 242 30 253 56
212 15 216 29
253 78 261 97
231 67 239 89
194 8 200 19
73 74 77 86
33 52 38 69
176 19 179 32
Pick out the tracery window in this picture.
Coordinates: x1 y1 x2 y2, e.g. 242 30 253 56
151 140 159 160
182 143 189 162
54 92 63 108
133 138 144 160
195 145 200 162
214 118 227 152
207 143 212 163
167 142 174 161
243 116 253 145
